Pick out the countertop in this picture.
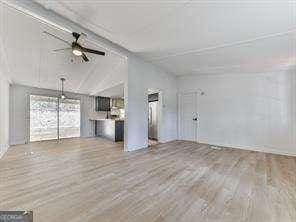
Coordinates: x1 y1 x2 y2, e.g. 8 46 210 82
89 118 124 121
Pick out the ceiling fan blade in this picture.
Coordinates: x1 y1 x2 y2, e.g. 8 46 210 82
43 31 71 46
53 48 72 52
77 33 87 44
82 53 89 62
82 47 105 56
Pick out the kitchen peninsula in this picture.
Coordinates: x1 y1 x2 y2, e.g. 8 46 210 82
93 119 124 142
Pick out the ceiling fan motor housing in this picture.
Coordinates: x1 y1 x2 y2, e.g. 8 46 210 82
72 32 80 42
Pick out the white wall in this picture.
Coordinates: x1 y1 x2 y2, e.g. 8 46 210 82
124 55 178 151
178 69 296 156
10 84 97 145
0 72 10 158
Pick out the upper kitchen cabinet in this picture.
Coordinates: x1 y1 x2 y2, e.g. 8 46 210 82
111 98 124 109
95 96 111 111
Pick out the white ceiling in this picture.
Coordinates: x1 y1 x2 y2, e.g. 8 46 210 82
1 0 295 94
34 0 296 75
97 83 124 98
0 2 127 94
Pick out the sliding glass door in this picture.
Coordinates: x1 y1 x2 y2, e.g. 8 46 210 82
59 99 80 139
30 95 80 142
30 95 58 142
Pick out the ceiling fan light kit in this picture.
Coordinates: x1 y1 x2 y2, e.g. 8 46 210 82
72 48 83 56
44 31 105 62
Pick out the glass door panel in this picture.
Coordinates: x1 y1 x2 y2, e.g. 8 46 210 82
30 95 58 142
59 98 81 139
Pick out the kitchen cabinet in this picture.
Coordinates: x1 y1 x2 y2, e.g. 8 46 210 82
95 96 111 111
111 98 124 109
95 119 124 142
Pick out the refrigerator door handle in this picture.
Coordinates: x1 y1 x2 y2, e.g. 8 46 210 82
149 107 152 125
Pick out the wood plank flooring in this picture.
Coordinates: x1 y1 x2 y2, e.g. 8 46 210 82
0 138 295 222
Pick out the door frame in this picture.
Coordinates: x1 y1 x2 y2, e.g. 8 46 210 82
147 90 163 144
178 91 199 142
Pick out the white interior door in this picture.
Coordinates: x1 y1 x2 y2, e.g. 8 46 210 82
179 92 198 142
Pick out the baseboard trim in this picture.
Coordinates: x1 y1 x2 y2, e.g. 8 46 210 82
199 141 296 157
0 151 4 159
125 145 148 152
0 145 9 159
10 140 27 146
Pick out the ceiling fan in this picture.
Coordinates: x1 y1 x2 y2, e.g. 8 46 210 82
43 31 105 62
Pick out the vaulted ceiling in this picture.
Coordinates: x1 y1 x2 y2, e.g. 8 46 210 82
0 0 295 95
34 0 296 75
0 2 127 95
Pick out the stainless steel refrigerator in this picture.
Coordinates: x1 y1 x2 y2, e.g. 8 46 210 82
148 101 158 140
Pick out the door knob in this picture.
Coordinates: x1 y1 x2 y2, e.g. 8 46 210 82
193 118 197 121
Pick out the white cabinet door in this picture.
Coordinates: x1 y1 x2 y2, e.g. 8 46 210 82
179 92 198 142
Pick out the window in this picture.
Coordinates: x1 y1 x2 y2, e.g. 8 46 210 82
30 95 80 142
30 95 58 142
59 98 80 139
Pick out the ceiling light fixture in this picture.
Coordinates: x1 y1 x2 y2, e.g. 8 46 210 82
60 93 66 100
72 48 82 56
72 42 83 56
60 78 66 99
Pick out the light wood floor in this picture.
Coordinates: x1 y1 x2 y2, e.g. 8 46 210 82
0 138 295 222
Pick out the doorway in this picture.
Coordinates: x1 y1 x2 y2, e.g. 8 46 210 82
148 92 159 146
178 92 198 142
30 95 80 142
